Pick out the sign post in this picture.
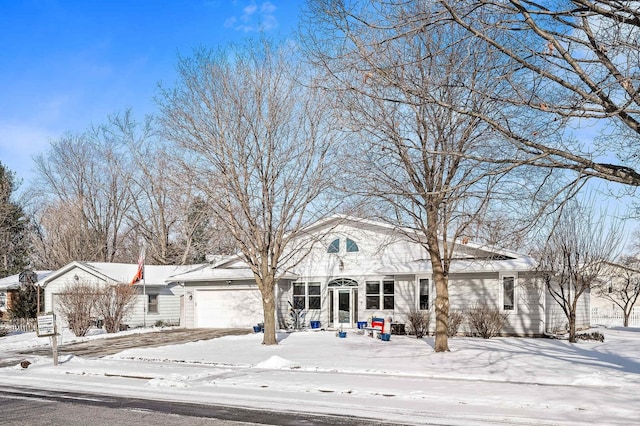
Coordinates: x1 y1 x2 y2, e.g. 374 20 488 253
37 313 58 366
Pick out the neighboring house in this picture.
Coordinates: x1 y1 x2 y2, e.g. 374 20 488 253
0 271 52 318
39 262 198 328
590 260 640 327
172 215 589 336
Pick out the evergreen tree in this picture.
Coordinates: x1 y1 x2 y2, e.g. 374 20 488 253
8 285 39 319
0 162 30 277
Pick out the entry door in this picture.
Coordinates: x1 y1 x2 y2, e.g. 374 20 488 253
338 289 350 325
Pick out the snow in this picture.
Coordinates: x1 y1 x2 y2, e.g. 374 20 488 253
1 326 640 425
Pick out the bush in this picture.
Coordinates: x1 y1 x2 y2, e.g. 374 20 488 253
407 310 430 338
57 282 97 337
0 327 9 337
466 304 509 339
447 310 464 337
576 331 604 342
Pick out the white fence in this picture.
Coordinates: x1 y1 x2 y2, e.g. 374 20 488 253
591 307 640 328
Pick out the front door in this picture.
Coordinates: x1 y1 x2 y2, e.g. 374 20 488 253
338 289 350 325
327 279 359 328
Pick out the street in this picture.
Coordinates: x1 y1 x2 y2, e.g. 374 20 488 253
0 385 397 426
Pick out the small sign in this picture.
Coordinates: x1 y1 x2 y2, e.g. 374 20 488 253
37 313 57 337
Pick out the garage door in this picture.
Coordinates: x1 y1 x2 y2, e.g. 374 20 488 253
195 288 264 328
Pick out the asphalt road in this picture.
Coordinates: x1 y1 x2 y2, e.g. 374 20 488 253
0 385 399 426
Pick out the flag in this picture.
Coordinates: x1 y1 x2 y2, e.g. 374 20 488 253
130 246 145 285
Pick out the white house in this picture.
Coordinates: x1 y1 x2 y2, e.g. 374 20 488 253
39 262 198 328
590 260 640 327
172 216 589 336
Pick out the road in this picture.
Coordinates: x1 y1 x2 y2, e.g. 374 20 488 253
0 385 397 426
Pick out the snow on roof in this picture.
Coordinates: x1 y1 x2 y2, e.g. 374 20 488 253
170 265 298 282
40 262 203 287
0 271 52 291
376 256 538 275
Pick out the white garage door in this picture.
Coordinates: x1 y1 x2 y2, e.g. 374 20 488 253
195 288 264 328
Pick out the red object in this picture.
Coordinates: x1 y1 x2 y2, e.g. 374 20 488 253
130 247 145 285
371 317 385 333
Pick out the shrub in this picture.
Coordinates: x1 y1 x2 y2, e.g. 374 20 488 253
407 310 430 338
57 282 97 337
95 284 137 333
466 303 509 339
155 320 166 328
576 331 605 342
0 327 9 337
447 310 464 337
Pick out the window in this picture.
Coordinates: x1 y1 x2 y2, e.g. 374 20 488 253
293 282 321 310
365 280 394 310
148 294 158 313
366 281 380 309
383 281 394 309
308 283 321 309
419 279 429 310
346 238 359 252
0 292 6 309
327 238 359 253
502 276 515 311
293 283 306 310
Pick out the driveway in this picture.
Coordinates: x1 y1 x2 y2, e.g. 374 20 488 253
16 328 253 359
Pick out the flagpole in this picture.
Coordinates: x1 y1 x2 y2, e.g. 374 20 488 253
142 245 146 328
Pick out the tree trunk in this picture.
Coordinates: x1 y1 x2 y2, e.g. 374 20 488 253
427 212 450 352
433 269 450 352
260 277 278 345
568 310 577 343
623 312 630 328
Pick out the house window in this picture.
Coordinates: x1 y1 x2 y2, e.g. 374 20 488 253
293 283 306 309
0 292 6 309
419 279 429 310
308 283 321 309
502 276 515 311
148 294 158 313
327 239 340 253
293 282 321 310
365 280 395 310
366 281 380 309
346 238 359 252
383 280 394 309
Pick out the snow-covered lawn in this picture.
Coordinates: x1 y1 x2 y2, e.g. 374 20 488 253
1 327 639 425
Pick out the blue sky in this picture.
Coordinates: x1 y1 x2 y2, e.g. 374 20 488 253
0 0 299 186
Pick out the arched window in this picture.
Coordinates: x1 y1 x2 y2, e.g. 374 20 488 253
328 278 359 287
327 239 340 253
346 238 359 252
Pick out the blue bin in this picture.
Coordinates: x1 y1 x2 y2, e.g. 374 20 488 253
357 321 367 329
310 320 321 329
338 331 347 338
380 333 391 341
253 325 262 333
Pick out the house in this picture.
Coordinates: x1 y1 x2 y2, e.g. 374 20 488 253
590 260 640 327
0 271 52 319
172 216 588 336
40 262 198 328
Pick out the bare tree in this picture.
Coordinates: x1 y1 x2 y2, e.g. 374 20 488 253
535 202 622 342
31 121 134 263
303 1 551 351
94 283 137 333
56 281 97 337
431 1 640 187
159 40 342 345
593 256 640 327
